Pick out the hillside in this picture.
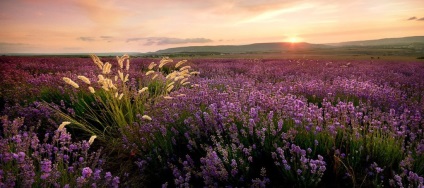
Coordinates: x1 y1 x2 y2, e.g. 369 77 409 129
327 36 424 46
154 42 328 54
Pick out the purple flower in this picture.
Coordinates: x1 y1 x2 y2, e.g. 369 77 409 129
40 159 52 179
82 167 93 178
112 177 120 188
93 169 101 180
76 176 86 186
284 164 291 171
297 169 302 175
105 172 112 182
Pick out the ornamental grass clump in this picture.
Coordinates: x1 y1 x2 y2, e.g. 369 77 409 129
58 54 198 156
0 116 119 187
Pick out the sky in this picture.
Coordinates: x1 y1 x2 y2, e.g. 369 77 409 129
0 0 423 53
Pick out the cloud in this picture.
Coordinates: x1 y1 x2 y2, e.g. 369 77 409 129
100 36 113 42
100 36 113 39
63 47 82 50
126 38 143 42
0 42 27 46
418 17 424 21
74 0 128 25
407 16 417 20
127 37 213 45
78 37 95 41
0 42 31 52
154 38 213 45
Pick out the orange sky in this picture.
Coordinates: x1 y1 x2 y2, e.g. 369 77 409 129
0 0 423 53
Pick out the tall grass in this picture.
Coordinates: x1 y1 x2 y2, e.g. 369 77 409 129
56 55 197 154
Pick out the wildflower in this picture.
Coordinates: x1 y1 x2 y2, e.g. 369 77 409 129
82 167 93 178
138 87 148 94
63 77 79 88
88 86 95 94
105 172 112 181
88 135 97 145
145 70 155 76
58 121 71 131
142 115 152 121
41 159 52 179
175 60 187 68
112 177 120 188
77 75 91 85
76 176 86 186
93 169 102 180
148 62 156 70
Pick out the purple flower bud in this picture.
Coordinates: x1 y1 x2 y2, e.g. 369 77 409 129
82 167 93 178
76 176 86 186
105 172 112 181
297 169 302 175
93 169 101 180
41 159 52 178
112 177 120 188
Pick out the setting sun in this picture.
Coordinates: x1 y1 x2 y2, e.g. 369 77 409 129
290 37 299 43
287 37 302 43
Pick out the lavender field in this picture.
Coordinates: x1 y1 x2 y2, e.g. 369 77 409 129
1 55 424 187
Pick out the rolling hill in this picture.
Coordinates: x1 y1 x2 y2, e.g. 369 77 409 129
151 36 424 55
153 42 328 54
327 36 424 46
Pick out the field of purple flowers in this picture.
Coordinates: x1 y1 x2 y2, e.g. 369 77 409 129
1 56 423 187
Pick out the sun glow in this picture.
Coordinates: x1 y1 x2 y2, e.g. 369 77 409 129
289 37 299 43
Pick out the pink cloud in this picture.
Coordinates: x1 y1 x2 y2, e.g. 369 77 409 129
74 0 129 26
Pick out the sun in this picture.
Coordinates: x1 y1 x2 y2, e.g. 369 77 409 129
289 37 298 43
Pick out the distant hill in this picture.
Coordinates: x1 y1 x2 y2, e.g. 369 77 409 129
153 42 328 54
327 36 424 46
151 36 424 55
